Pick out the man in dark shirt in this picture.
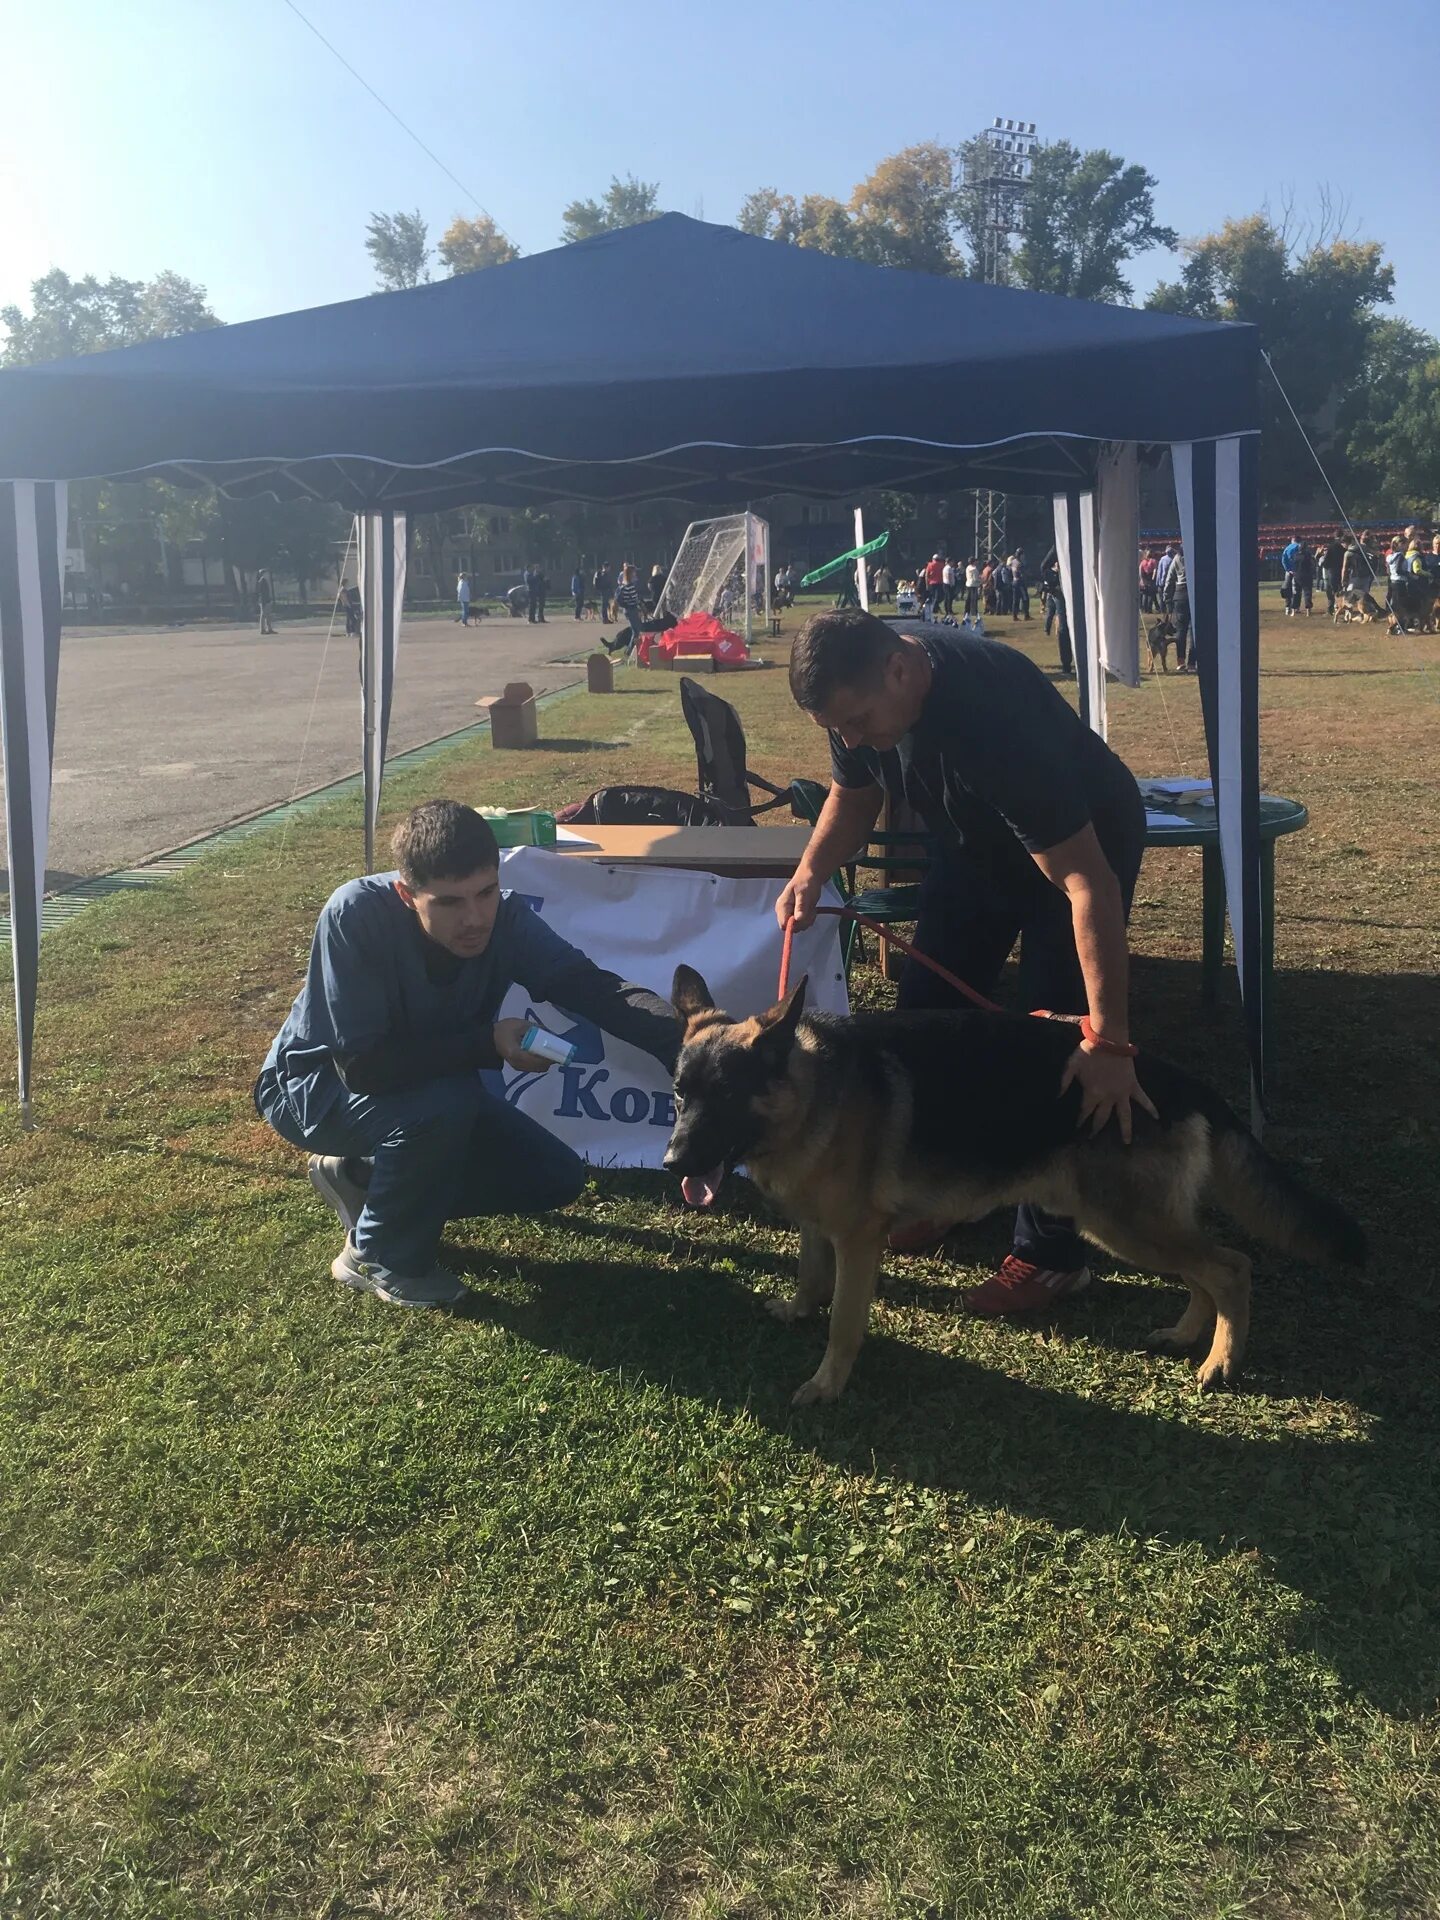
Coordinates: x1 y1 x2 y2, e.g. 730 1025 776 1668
255 800 680 1307
1320 536 1345 615
778 610 1153 1317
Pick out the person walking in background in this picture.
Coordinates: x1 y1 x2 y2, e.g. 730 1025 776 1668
571 564 586 620
649 561 667 613
1294 538 1315 616
964 557 979 618
1040 550 1073 676
1009 550 1030 621
941 557 956 616
1281 533 1304 616
256 567 277 635
343 581 362 638
1155 545 1175 608
1164 544 1192 671
456 571 473 626
1139 549 1158 613
1320 533 1345 615
615 562 645 651
594 561 613 623
923 552 945 617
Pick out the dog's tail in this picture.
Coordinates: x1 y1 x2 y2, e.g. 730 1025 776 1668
1208 1118 1367 1268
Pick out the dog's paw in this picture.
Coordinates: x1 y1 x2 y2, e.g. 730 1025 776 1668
768 1295 815 1324
1194 1356 1239 1393
1146 1324 1200 1354
791 1371 842 1407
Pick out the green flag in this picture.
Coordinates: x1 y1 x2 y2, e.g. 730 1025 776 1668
800 529 890 589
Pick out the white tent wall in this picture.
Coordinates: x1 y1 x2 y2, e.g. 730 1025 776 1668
1053 488 1105 737
0 480 67 1126
358 509 407 875
1095 443 1140 688
1173 435 1264 1121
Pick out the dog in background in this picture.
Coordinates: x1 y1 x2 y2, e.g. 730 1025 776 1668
664 968 1365 1406
1146 616 1178 673
1335 586 1385 625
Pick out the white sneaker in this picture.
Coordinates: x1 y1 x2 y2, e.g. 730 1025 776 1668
330 1238 468 1309
308 1155 368 1237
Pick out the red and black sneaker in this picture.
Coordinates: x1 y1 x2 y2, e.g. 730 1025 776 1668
963 1254 1091 1317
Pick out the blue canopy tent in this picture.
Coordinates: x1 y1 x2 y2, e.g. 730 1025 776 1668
0 213 1262 1121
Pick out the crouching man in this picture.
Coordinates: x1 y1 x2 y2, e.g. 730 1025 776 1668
254 799 680 1307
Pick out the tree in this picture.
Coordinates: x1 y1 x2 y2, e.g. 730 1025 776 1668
741 149 961 272
437 214 520 275
1362 355 1440 515
1339 320 1440 513
738 188 802 244
1004 143 1175 302
742 139 1174 290
1147 213 1395 508
1 268 218 366
560 175 661 244
848 144 962 276
365 210 431 291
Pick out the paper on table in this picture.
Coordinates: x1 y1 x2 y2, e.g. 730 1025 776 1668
1140 776 1214 805
553 826 602 849
1144 809 1197 829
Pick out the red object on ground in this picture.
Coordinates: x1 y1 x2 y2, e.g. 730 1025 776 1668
650 610 751 668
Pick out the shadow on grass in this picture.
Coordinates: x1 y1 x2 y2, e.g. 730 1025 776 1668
439 955 1433 1713
526 738 620 754
448 1228 1437 1714
1258 666 1424 678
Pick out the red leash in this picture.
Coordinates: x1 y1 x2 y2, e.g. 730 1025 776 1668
778 907 1004 1012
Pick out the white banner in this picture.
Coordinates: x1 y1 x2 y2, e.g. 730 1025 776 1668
491 848 850 1167
1095 441 1140 688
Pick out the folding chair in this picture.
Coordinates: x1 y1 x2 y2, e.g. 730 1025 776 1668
679 676 795 823
789 777 934 978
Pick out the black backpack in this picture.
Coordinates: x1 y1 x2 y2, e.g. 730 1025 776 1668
555 785 731 828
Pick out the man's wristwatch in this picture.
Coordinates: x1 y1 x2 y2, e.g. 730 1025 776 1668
1080 1017 1138 1058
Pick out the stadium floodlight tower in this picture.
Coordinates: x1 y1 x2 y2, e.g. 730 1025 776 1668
965 116 1039 568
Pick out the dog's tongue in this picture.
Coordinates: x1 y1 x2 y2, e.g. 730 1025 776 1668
681 1167 721 1208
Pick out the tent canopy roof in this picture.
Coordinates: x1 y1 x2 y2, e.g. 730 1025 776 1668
0 214 1258 511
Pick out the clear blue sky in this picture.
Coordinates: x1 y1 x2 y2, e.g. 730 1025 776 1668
3 0 1436 336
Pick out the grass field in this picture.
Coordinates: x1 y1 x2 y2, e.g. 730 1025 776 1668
1 595 1437 1917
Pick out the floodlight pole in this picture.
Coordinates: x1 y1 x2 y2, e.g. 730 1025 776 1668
966 116 1038 572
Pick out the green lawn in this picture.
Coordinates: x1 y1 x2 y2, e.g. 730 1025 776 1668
1 602 1437 1917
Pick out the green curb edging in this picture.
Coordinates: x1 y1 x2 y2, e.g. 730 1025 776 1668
1 674 592 945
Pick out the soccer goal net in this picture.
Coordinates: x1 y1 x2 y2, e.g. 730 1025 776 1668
659 511 770 641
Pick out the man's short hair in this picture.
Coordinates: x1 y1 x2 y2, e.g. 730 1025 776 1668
789 608 902 713
391 800 498 887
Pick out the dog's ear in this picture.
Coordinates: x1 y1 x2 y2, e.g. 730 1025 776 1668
755 975 807 1042
671 965 716 1020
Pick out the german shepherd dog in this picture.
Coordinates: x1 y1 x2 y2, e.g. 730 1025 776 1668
663 968 1365 1407
1145 616 1177 673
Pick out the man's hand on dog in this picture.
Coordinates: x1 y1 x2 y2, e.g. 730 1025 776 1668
492 1018 558 1072
1061 1042 1158 1145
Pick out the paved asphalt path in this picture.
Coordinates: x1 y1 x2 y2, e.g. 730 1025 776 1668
0 612 597 890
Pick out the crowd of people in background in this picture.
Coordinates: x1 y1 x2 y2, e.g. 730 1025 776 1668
443 520 1438 656
1274 524 1439 631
